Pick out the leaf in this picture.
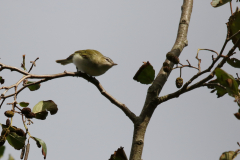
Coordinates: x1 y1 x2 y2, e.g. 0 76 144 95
32 100 58 120
1 124 17 132
26 81 41 91
227 8 240 50
207 79 227 98
215 86 227 98
32 137 47 159
133 61 155 84
0 146 5 158
219 151 238 160
109 147 128 160
234 112 240 120
6 132 26 150
215 68 239 97
227 58 240 68
19 102 29 107
35 111 48 120
211 0 231 7
0 76 5 85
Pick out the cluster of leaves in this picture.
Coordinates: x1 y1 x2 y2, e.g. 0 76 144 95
134 1 240 159
210 1 240 159
0 101 57 159
0 0 239 160
0 56 58 159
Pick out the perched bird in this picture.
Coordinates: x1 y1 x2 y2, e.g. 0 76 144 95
56 49 117 76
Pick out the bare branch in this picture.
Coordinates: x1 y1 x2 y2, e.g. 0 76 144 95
176 60 199 70
28 57 39 73
140 0 193 119
154 35 240 106
202 83 226 90
0 63 137 122
130 1 194 160
0 98 5 109
230 1 233 15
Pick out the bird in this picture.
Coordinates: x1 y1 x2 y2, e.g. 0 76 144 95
56 49 117 76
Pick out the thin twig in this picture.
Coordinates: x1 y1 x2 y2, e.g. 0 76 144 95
227 30 240 41
212 55 215 61
15 105 22 111
147 31 240 110
183 38 229 89
24 143 30 160
230 1 233 15
0 98 5 109
196 49 219 56
174 61 198 70
0 63 137 122
28 57 39 73
236 73 239 79
202 83 226 90
180 67 182 77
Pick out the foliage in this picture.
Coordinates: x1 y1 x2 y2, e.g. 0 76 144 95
0 1 240 160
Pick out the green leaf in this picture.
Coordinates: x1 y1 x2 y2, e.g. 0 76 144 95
208 79 227 98
19 102 29 107
0 146 5 158
215 86 227 98
227 8 240 50
227 58 240 68
32 100 58 120
133 61 155 85
215 68 239 97
26 81 41 91
6 132 26 150
211 0 231 7
32 137 47 159
35 111 48 120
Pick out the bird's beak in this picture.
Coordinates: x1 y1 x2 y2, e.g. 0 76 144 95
113 63 118 66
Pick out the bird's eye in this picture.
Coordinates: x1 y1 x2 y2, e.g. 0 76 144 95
105 58 112 63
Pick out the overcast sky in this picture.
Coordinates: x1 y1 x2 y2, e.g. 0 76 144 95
0 1 240 160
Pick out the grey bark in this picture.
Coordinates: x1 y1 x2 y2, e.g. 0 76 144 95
129 1 193 160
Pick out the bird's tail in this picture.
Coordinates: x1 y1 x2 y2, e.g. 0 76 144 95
56 54 74 65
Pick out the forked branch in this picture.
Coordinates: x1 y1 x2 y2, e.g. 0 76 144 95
0 63 137 123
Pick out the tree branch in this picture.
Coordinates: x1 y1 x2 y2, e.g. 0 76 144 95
150 33 240 107
140 0 193 119
0 63 137 123
129 1 194 160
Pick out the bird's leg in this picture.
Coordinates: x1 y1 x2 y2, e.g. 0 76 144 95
76 67 79 78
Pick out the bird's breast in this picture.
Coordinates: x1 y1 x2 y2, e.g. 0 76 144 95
72 54 103 76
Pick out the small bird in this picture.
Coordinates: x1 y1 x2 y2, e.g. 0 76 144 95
56 49 117 76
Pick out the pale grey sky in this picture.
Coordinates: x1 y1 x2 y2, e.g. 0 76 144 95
0 1 240 160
